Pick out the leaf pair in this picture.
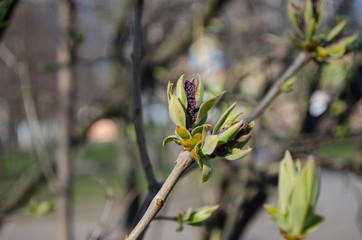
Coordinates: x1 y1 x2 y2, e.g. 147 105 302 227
176 205 219 232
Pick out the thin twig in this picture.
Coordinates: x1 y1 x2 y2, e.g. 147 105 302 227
124 151 193 240
131 0 158 190
0 43 57 192
246 52 310 122
153 215 178 222
88 177 116 240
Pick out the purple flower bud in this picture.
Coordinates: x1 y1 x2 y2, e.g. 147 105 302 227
184 80 198 126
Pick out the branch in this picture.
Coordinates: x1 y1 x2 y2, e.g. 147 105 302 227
153 215 178 222
124 151 193 240
0 43 57 192
131 0 158 190
56 0 76 239
150 0 230 65
88 177 116 240
0 167 44 220
246 52 310 122
0 0 19 41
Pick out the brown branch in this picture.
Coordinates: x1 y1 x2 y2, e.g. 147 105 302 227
56 0 75 239
131 0 158 190
246 52 310 122
124 151 193 240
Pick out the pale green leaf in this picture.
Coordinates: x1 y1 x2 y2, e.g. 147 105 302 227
280 76 297 93
201 124 211 144
162 135 178 146
302 214 324 235
202 135 218 155
213 102 236 134
305 18 315 42
336 33 359 48
176 125 191 140
264 204 278 215
304 0 313 39
217 121 243 145
202 158 212 182
168 94 186 128
287 0 302 35
289 204 312 235
278 151 297 214
191 125 204 135
219 112 242 131
225 147 252 160
184 205 219 225
195 91 225 125
325 43 346 58
167 81 173 102
196 74 204 108
326 19 347 42
176 75 187 109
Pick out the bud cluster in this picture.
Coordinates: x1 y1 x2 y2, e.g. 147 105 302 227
164 75 254 182
264 151 323 240
288 0 358 62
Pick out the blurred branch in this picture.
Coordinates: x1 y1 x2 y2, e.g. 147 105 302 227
125 151 193 240
88 177 116 240
246 52 310 122
0 0 19 41
0 43 57 192
0 167 44 221
131 0 158 190
55 0 76 239
151 0 230 65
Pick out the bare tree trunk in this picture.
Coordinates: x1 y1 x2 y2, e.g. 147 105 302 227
56 0 75 239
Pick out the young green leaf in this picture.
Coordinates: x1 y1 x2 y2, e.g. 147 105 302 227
219 112 242 132
201 124 211 144
202 135 218 155
169 94 186 128
305 18 316 42
163 135 178 146
195 74 204 108
202 159 212 182
326 19 347 42
176 125 192 140
225 147 252 161
183 205 219 225
287 0 302 35
195 91 225 126
176 75 187 109
213 102 237 134
191 125 204 135
278 151 297 214
302 214 324 235
280 76 297 93
217 121 243 145
28 199 55 217
167 81 173 102
304 0 313 38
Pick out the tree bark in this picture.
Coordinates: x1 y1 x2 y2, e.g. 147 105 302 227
56 0 75 239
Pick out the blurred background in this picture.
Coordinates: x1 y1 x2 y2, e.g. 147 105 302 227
0 0 362 239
